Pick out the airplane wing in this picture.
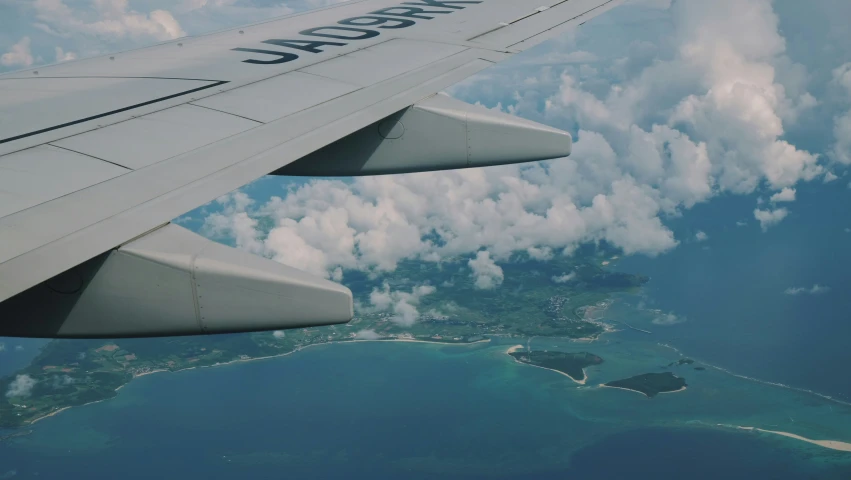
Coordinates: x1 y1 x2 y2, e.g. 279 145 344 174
0 0 623 338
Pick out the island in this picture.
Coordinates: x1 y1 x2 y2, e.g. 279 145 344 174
0 250 648 428
603 372 687 397
509 350 603 384
666 358 694 367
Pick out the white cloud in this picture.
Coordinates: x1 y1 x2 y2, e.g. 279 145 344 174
368 283 436 327
736 220 748 227
272 330 285 339
468 251 504 290
54 46 76 62
1 37 34 67
6 374 36 398
0 343 5 353
552 272 576 283
769 187 796 203
784 284 830 295
32 0 185 43
51 375 76 388
694 231 708 242
14 345 23 351
354 329 381 340
754 207 788 231
178 0 842 282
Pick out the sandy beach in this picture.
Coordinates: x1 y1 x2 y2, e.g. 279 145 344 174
598 384 649 397
28 406 71 425
597 384 687 397
729 426 851 453
505 345 524 354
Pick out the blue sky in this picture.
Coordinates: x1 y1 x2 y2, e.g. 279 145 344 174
2 0 851 293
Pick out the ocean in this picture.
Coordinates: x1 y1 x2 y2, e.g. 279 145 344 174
614 180 851 401
1 340 849 479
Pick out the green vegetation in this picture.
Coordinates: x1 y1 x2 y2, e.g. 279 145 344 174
0 248 646 428
604 372 687 398
509 351 603 382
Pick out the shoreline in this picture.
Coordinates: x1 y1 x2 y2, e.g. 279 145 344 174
720 425 851 453
506 349 587 385
23 337 491 427
28 406 71 425
656 343 851 408
597 384 687 398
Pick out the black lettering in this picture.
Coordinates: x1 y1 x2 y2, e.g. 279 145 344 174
403 0 482 9
369 6 452 20
339 15 416 29
262 39 346 53
232 47 298 64
300 26 380 40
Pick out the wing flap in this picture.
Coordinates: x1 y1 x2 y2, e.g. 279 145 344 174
0 77 226 156
191 71 359 123
0 145 129 218
52 104 261 170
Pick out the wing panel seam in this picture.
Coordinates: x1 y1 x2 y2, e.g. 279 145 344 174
0 80 229 145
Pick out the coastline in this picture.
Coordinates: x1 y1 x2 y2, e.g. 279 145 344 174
597 384 687 397
506 349 587 385
720 425 851 454
23 337 491 427
28 406 71 425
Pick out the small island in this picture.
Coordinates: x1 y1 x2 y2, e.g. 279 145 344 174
509 350 603 384
603 372 686 397
666 358 694 367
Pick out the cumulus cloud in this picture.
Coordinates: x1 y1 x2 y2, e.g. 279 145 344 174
272 330 286 339
54 46 76 62
552 272 576 283
754 208 788 231
1 37 34 67
0 343 5 353
784 284 830 295
354 329 381 340
468 251 504 290
32 0 185 43
368 283 436 327
6 375 36 398
171 0 839 283
694 231 708 242
769 187 796 203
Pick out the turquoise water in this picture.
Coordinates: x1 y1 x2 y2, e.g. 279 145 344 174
2 340 850 479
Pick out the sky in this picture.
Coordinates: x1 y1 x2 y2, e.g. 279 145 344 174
2 0 851 311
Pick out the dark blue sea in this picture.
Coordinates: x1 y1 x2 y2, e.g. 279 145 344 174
1 340 849 479
615 180 851 401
